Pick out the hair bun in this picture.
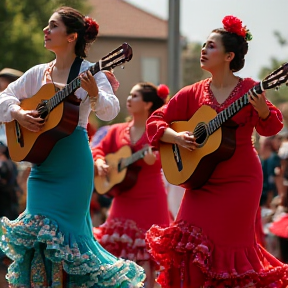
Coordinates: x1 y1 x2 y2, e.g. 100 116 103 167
157 84 170 100
84 16 99 42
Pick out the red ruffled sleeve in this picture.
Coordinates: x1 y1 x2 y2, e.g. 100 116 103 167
240 78 283 135
252 97 283 136
146 85 197 149
146 104 169 149
91 125 116 160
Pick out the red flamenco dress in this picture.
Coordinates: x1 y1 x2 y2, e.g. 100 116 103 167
145 78 288 288
92 121 170 264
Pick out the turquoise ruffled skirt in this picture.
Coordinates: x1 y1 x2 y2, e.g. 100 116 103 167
0 126 145 288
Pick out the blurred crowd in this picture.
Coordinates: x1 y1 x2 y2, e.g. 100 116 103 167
256 128 288 263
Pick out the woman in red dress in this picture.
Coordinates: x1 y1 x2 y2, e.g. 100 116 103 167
92 82 171 288
145 16 288 288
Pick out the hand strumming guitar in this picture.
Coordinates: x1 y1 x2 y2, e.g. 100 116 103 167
175 131 199 151
11 108 45 132
95 158 109 177
161 127 199 152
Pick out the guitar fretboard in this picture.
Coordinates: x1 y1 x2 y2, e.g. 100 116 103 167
207 82 263 135
119 147 149 171
36 43 132 116
46 62 101 112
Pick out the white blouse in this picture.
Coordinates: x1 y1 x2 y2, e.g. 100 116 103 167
0 59 120 127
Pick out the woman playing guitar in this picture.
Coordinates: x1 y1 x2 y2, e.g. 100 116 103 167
145 16 288 288
0 6 144 288
92 82 171 288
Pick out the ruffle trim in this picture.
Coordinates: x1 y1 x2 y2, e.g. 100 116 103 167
0 212 145 288
93 218 151 262
145 220 288 288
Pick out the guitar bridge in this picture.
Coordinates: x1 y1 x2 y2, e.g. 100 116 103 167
15 121 24 147
172 144 183 172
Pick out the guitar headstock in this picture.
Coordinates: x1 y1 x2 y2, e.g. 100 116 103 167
100 43 133 71
262 62 288 91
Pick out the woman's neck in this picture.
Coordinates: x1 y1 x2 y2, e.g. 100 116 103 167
132 113 149 128
54 51 77 70
50 51 78 85
210 70 238 89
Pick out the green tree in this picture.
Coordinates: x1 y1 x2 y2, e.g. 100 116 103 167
258 58 288 106
0 0 88 72
258 32 288 107
258 31 288 127
182 42 210 87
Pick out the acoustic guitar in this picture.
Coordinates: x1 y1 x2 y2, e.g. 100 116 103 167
160 62 288 189
94 145 149 196
5 43 133 164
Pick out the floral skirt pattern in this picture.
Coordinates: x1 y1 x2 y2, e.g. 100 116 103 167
0 126 145 288
0 212 145 288
145 220 288 288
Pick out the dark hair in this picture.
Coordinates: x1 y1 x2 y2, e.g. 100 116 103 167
0 75 18 82
55 6 99 58
136 82 169 114
212 28 249 72
0 141 10 160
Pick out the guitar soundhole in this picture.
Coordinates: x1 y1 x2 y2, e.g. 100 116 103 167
40 111 48 119
194 122 208 147
37 101 49 119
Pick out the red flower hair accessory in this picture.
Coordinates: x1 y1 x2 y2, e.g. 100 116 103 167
84 16 99 42
157 84 170 100
222 15 252 41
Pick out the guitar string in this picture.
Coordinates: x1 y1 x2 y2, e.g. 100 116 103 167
177 64 288 142
193 125 206 139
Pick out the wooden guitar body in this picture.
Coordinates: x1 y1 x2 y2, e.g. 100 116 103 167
161 62 288 189
104 166 142 198
160 105 237 189
94 145 142 195
6 83 80 164
5 43 134 164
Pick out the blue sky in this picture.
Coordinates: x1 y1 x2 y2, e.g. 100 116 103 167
126 0 288 81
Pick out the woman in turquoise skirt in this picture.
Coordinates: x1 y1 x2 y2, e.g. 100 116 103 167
0 6 145 288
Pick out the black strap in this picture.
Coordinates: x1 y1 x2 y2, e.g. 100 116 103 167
67 57 83 84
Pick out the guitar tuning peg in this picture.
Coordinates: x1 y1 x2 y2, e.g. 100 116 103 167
121 65 125 69
275 86 280 91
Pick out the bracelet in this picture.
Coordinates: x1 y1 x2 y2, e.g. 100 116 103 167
88 94 99 111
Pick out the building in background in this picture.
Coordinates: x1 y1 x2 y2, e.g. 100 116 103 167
87 0 169 121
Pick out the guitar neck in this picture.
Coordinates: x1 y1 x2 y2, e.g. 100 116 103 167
46 62 101 112
119 147 149 171
36 43 133 118
207 81 264 135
